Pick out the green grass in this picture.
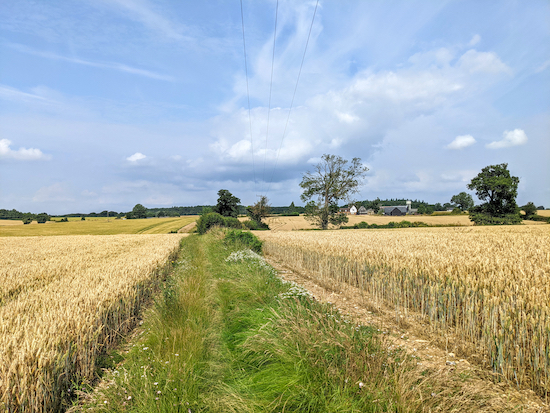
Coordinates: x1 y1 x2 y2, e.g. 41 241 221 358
0 216 197 236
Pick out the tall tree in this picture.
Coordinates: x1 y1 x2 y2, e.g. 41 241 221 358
214 189 241 218
130 204 147 219
300 154 368 229
467 163 521 224
450 192 474 211
247 196 270 226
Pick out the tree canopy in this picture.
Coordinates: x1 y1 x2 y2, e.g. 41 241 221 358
213 189 241 218
300 154 368 229
467 163 521 225
450 192 474 211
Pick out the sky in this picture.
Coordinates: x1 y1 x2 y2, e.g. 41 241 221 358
1 0 549 214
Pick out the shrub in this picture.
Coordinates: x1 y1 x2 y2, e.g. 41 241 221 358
243 219 269 230
224 229 263 253
23 218 33 225
196 212 226 235
223 217 244 230
469 212 522 225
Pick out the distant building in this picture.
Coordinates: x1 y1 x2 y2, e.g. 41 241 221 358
380 200 413 216
339 205 358 215
357 206 368 215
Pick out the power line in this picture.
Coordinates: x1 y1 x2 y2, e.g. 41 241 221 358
240 0 257 195
266 0 319 196
261 0 279 196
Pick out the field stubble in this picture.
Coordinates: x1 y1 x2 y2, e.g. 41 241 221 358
0 234 184 412
257 225 550 398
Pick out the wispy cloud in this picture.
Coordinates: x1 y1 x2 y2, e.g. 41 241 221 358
486 129 528 149
468 34 481 46
101 0 189 41
0 85 51 103
447 135 476 150
0 139 51 160
7 42 175 81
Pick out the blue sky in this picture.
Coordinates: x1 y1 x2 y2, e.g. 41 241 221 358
1 0 548 214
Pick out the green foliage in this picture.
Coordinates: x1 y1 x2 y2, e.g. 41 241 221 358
451 192 474 211
23 217 33 224
36 213 50 224
417 204 434 215
129 203 147 219
213 189 241 218
196 212 245 234
521 202 537 220
246 195 270 226
468 212 523 225
300 154 368 229
196 212 227 234
451 208 463 215
242 219 269 230
467 163 521 225
60 217 69 222
342 220 430 229
224 229 263 253
81 216 85 220
223 216 244 229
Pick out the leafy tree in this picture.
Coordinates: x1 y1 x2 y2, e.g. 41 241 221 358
300 154 368 229
247 196 270 227
130 204 147 219
214 189 241 218
537 205 545 210
81 216 86 220
521 202 537 220
467 163 521 225
36 213 50 224
451 192 474 212
23 217 33 224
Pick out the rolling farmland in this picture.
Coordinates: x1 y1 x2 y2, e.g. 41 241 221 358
0 234 184 412
257 225 550 397
0 216 197 236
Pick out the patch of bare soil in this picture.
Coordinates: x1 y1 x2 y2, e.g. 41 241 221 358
266 255 549 412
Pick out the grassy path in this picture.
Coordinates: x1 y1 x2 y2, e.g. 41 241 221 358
74 231 507 412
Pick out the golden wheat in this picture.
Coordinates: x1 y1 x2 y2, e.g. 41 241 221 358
257 226 550 397
0 234 184 412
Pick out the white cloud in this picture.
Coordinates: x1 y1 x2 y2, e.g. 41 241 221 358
126 152 147 162
457 49 511 74
447 134 476 150
468 34 481 46
486 129 528 149
0 139 50 160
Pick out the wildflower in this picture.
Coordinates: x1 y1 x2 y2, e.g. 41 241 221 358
358 382 364 389
154 382 158 385
157 390 161 394
127 396 132 400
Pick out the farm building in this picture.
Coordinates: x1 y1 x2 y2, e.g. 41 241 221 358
380 200 413 216
339 206 357 215
357 206 375 215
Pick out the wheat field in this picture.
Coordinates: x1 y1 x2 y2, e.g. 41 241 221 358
257 226 550 397
0 216 197 236
0 234 184 412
